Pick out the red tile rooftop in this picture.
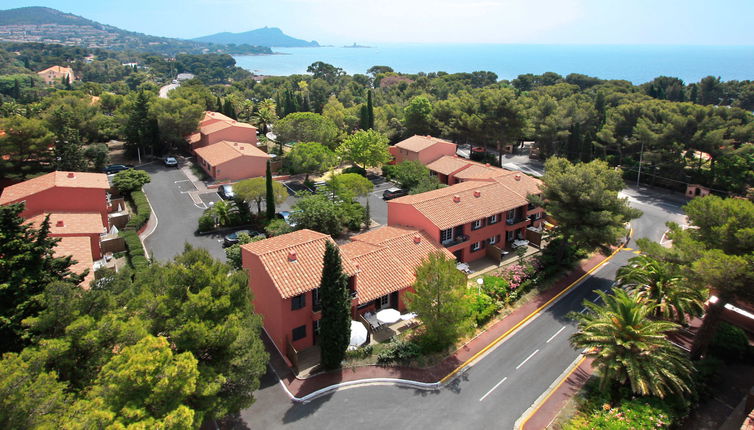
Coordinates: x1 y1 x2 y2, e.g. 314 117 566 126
393 135 455 153
54 236 95 289
241 229 357 299
194 140 270 166
26 212 105 235
0 171 110 205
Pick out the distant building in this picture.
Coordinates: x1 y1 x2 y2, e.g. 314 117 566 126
389 135 457 165
186 111 258 153
37 65 76 86
194 140 271 182
176 73 195 81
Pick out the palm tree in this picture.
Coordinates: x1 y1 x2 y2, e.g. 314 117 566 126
252 98 278 135
616 254 706 323
211 200 237 227
570 288 693 399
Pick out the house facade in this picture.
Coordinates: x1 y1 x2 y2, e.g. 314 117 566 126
37 66 76 86
0 171 121 287
389 135 458 165
241 227 450 356
186 111 258 153
387 171 545 263
194 140 271 182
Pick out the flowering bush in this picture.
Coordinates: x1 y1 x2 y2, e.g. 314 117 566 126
564 399 673 430
500 263 529 290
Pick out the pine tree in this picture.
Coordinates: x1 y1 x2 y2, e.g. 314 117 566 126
319 241 351 370
265 159 275 220
12 79 20 100
366 89 374 129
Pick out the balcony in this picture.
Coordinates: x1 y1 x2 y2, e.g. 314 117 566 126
442 234 469 248
506 216 527 226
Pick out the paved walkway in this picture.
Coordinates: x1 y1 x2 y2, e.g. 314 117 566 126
267 250 614 400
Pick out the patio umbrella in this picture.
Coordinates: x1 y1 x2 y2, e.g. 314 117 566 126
349 320 368 348
376 308 401 324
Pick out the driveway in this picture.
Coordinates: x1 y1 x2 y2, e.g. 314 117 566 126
139 162 229 262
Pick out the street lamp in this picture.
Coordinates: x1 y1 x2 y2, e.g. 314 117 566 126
476 277 484 294
636 140 644 188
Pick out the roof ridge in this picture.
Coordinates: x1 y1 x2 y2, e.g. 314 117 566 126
245 232 329 256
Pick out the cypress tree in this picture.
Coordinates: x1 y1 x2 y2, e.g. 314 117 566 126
215 96 222 112
265 159 275 220
359 104 369 130
319 241 351 370
12 79 20 99
366 89 374 129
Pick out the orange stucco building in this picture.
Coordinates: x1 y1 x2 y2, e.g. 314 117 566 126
387 171 545 263
37 66 76 86
194 140 271 182
241 228 451 356
389 135 458 165
0 171 115 287
187 111 258 153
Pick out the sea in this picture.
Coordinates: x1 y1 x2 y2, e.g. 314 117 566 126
234 44 754 84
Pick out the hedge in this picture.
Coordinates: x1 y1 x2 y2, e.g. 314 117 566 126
125 190 151 231
120 230 149 270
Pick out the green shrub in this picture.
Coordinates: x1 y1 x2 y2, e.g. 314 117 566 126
125 191 151 231
345 345 373 360
481 276 509 302
376 340 421 364
119 230 149 270
564 399 674 430
710 322 750 362
265 218 293 237
343 165 367 177
112 169 150 194
470 292 498 325
381 164 396 179
197 210 215 232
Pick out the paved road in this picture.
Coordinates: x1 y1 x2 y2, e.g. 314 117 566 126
140 163 228 262
159 83 179 99
236 185 688 429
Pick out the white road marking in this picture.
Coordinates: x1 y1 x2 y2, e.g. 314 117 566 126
174 180 191 183
669 340 690 352
479 377 507 402
579 307 588 314
591 296 601 303
516 349 539 370
546 326 566 343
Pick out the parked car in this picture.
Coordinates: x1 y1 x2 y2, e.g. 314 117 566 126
163 156 178 167
382 187 408 200
275 211 298 227
223 229 262 247
217 184 234 200
103 164 134 175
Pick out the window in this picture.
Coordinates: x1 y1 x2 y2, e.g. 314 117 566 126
507 209 516 220
313 320 320 336
472 219 484 230
488 235 499 245
506 230 515 241
533 212 542 220
471 241 482 252
292 325 306 341
312 288 321 312
488 214 498 224
440 228 453 243
291 293 306 310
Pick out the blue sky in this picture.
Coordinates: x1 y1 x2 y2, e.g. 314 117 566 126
4 0 754 45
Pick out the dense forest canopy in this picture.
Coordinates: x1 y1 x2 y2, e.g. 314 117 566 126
0 41 752 195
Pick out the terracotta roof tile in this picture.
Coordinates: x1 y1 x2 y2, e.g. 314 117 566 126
242 229 357 299
347 226 453 302
187 132 201 144
201 111 235 125
200 119 256 135
393 135 455 153
26 212 106 235
54 236 94 289
453 164 512 181
425 155 473 175
389 177 541 230
194 141 270 166
0 171 109 205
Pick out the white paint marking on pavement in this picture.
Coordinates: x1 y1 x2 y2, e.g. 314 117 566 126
516 349 539 370
591 296 601 303
579 307 588 314
174 180 191 183
669 340 690 352
546 326 566 344
479 377 508 402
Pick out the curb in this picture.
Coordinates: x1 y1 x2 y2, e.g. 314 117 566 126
138 187 158 257
515 354 588 430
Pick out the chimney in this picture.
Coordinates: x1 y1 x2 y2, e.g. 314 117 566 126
67 172 75 178
56 220 64 227
233 142 238 146
453 195 461 203
485 163 490 167
515 174 521 181
473 191 481 198
287 251 297 262
239 146 244 150
413 235 422 244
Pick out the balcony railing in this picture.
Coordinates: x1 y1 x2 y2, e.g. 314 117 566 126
506 216 527 225
442 234 469 248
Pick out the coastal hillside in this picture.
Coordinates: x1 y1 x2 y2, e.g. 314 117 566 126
0 6 271 55
193 27 319 48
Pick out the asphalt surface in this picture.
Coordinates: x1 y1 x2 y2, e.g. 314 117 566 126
235 185 688 429
140 162 229 262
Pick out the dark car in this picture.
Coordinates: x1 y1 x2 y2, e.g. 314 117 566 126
382 187 408 200
164 156 178 167
223 229 262 247
275 211 298 227
217 184 234 200
103 164 134 175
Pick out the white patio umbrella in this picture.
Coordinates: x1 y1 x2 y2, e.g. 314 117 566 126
376 308 401 324
349 320 368 348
